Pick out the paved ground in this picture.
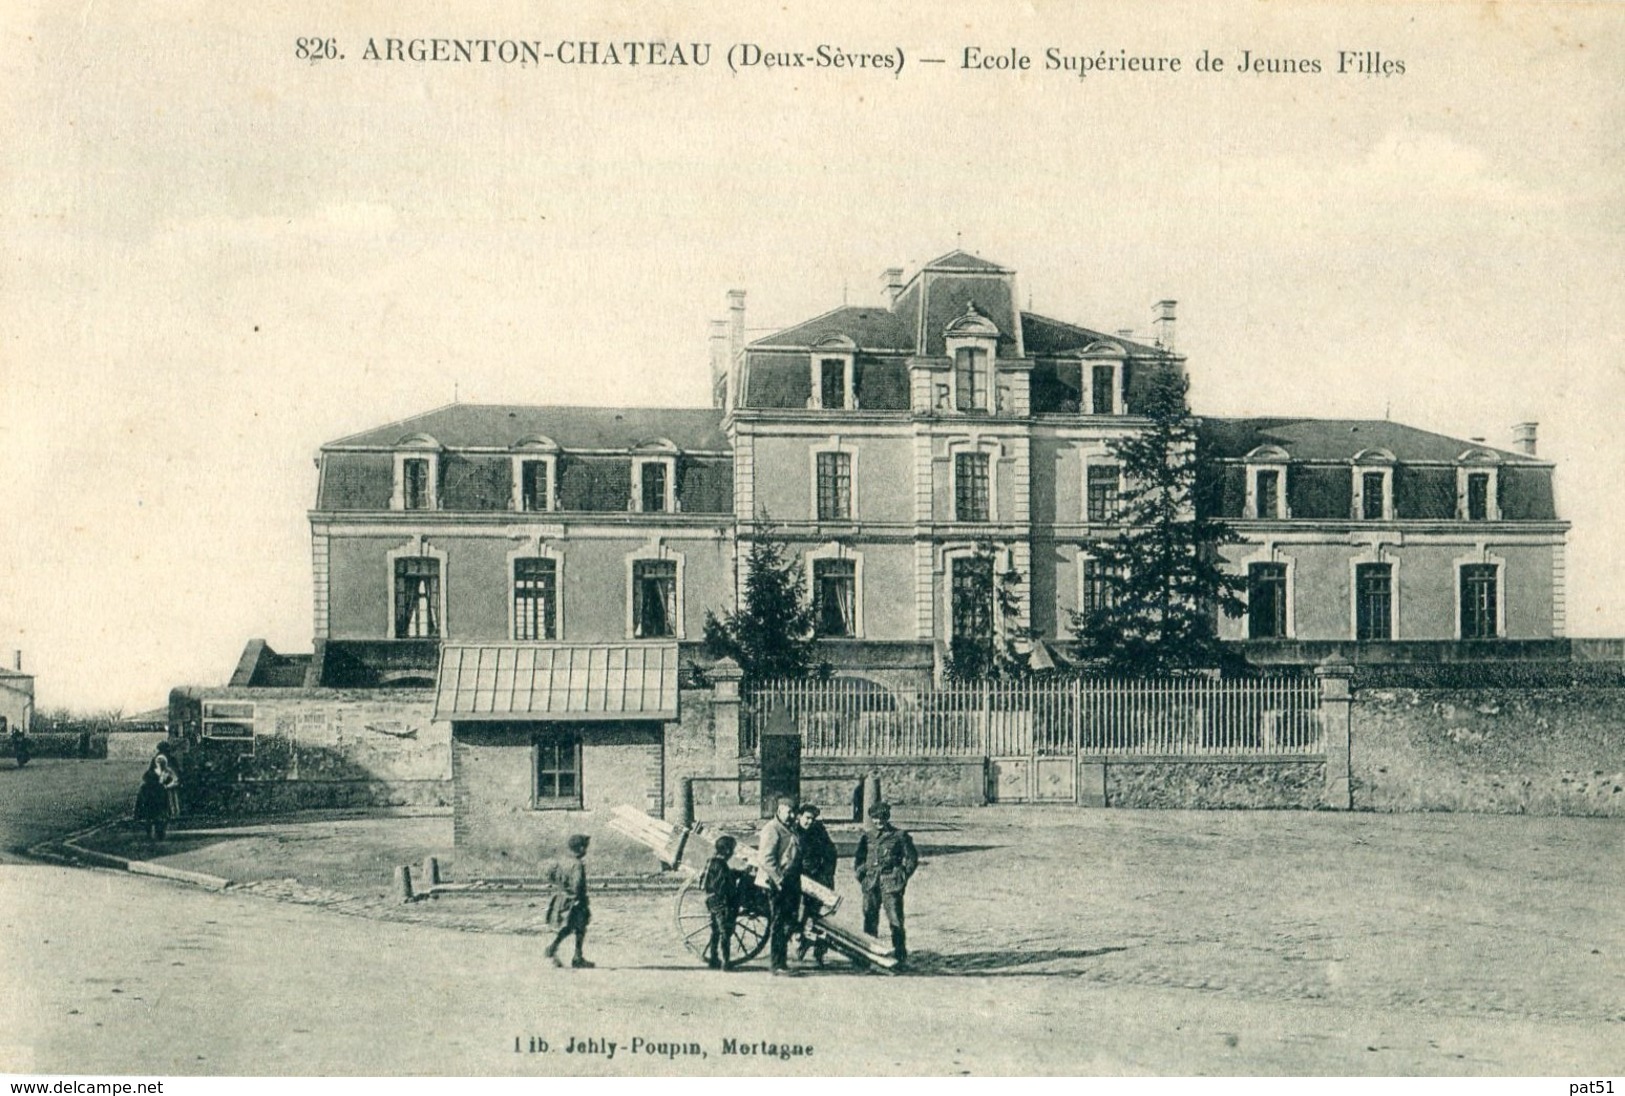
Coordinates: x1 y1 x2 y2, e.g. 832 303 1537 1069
3 760 1623 1075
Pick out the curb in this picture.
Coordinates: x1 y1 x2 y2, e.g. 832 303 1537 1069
33 819 234 892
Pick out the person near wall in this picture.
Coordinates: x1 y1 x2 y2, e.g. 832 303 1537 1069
3 716 26 769
134 764 170 840
757 795 803 975
793 803 838 967
853 802 919 969
699 834 742 970
152 741 182 818
544 833 594 969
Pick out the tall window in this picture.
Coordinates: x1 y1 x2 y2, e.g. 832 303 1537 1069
632 559 678 638
954 348 991 412
1081 558 1118 616
1254 469 1282 519
1091 364 1116 415
640 462 669 513
951 556 995 641
1086 464 1121 522
819 359 848 410
1247 562 1288 639
519 460 551 512
393 557 441 638
1465 472 1490 521
1460 564 1499 638
402 458 432 511
816 452 852 520
1355 562 1392 640
1361 471 1387 521
534 730 581 808
955 453 991 522
513 558 557 641
813 559 857 637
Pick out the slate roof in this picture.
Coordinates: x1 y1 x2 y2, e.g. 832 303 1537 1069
1201 418 1541 464
921 249 1013 273
751 306 916 352
326 404 730 451
1022 312 1166 357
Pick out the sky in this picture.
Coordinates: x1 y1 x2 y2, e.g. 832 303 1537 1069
3 1 1623 713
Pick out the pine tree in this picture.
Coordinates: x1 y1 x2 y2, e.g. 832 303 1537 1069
1073 370 1247 675
703 524 823 683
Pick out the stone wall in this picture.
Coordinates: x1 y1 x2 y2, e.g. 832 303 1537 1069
170 687 449 811
1351 687 1625 815
1102 758 1327 809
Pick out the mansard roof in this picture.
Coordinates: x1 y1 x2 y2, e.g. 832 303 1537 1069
921 249 1012 273
751 306 916 352
1021 312 1165 357
325 404 730 452
1201 418 1543 464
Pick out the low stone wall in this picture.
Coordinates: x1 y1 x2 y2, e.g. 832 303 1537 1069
1099 757 1327 810
1352 687 1625 815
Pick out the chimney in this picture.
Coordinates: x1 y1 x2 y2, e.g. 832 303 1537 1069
709 320 730 409
1152 300 1177 351
1513 421 1538 456
881 268 905 305
727 290 746 363
12 650 20 672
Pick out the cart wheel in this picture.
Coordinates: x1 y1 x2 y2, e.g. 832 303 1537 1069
674 876 774 966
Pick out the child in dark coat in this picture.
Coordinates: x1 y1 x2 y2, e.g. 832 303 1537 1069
544 834 593 969
134 766 169 840
699 834 740 970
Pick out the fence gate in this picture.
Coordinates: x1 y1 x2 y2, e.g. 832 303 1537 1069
985 684 1077 803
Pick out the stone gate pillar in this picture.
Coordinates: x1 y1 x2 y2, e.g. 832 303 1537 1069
709 657 745 773
1316 657 1354 810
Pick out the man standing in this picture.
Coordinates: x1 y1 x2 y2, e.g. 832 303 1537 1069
757 795 802 975
794 803 837 966
853 802 918 968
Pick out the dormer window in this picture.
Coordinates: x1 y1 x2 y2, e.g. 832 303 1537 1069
808 337 857 411
944 302 1000 415
1456 451 1500 521
391 436 441 511
511 439 560 514
638 460 670 512
1090 364 1118 415
1243 447 1291 520
1351 451 1395 522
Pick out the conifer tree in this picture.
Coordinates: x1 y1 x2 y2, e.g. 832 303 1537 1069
703 524 822 682
1073 370 1247 675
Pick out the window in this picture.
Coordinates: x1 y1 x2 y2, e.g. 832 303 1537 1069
393 557 441 638
1091 364 1117 415
819 359 848 410
1247 562 1289 639
951 555 995 640
1081 557 1119 616
816 452 852 521
632 559 678 638
1254 469 1282 519
1460 564 1499 639
519 459 552 513
534 730 581 808
1355 563 1392 640
402 457 432 511
640 461 669 513
955 453 991 522
954 348 991 412
513 558 557 641
1465 472 1490 521
1360 470 1389 521
1086 463 1121 523
813 559 857 637
201 701 255 740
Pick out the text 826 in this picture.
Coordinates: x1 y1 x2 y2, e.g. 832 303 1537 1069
296 38 340 61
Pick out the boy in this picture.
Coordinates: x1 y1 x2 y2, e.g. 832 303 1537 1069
544 833 593 969
699 834 740 970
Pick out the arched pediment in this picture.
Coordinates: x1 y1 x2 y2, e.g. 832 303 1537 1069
811 334 858 352
1352 447 1397 465
1079 340 1129 359
631 436 680 454
1245 444 1291 463
394 432 441 450
943 301 1000 339
511 435 560 453
1457 447 1501 465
